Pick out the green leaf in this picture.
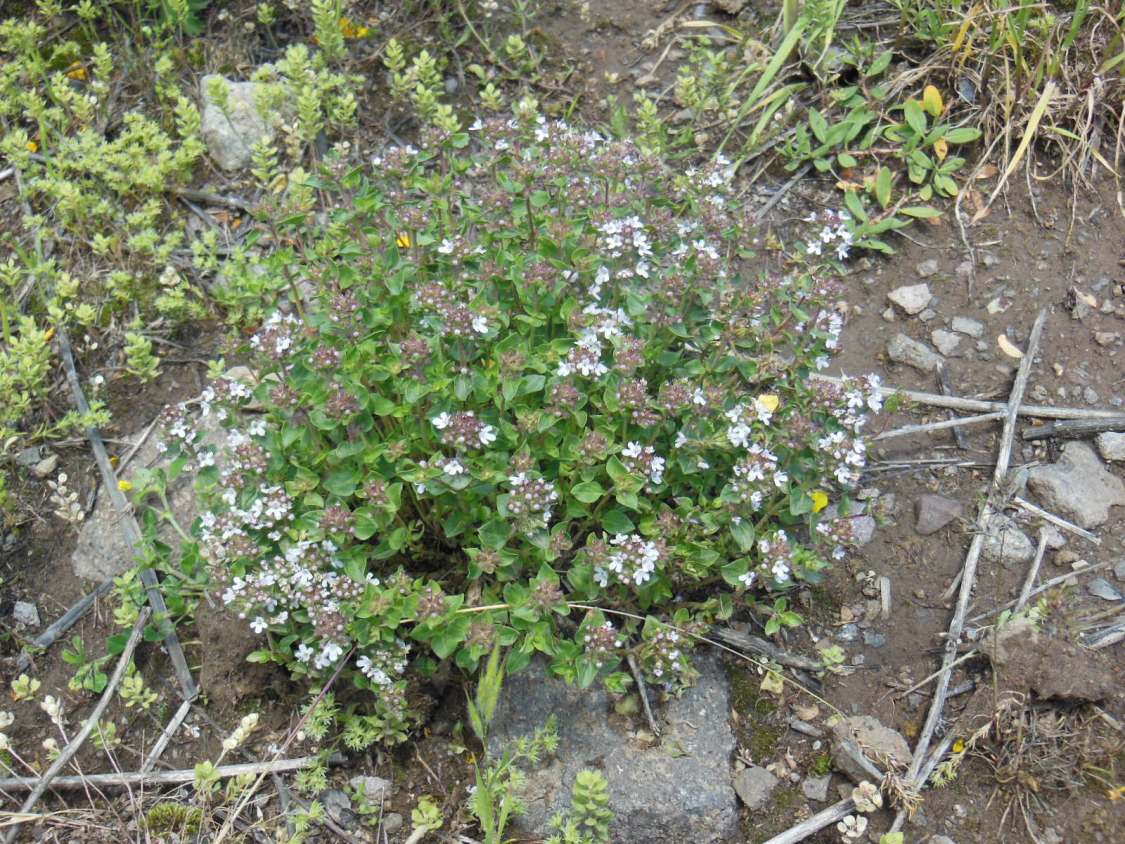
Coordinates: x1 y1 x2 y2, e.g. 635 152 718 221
874 166 892 209
836 152 858 168
808 108 828 143
571 481 605 504
903 98 927 136
866 50 893 77
479 518 510 550
901 205 943 218
323 468 357 497
602 509 635 535
730 520 756 552
943 126 981 144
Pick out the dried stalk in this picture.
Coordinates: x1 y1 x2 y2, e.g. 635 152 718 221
141 699 192 773
0 754 337 792
761 798 855 844
968 559 1112 625
1015 528 1050 612
3 608 150 843
872 411 1005 441
1021 416 1125 440
1012 496 1101 545
627 653 661 738
57 328 197 703
17 580 114 671
811 373 1123 419
905 309 1046 790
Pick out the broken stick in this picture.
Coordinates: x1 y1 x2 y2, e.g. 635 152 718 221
905 309 1047 790
57 328 198 703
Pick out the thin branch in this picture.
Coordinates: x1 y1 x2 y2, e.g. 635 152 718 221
1015 528 1050 613
17 580 114 671
3 609 150 843
761 798 855 844
906 309 1046 789
57 328 198 703
627 653 661 738
812 373 1123 419
753 163 812 223
1012 496 1101 545
968 559 1113 625
0 754 338 792
1021 416 1125 439
872 411 1005 441
169 187 254 213
140 700 192 774
938 363 971 450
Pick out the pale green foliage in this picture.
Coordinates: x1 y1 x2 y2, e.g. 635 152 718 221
470 717 560 844
546 770 614 844
294 762 329 796
310 0 346 63
123 328 161 382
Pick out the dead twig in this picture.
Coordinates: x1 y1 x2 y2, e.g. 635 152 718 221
812 373 1123 420
938 363 971 449
627 653 661 738
140 699 192 774
906 309 1047 796
57 328 198 703
761 798 855 844
968 559 1113 626
3 608 150 843
0 754 339 792
753 163 812 223
16 580 114 671
1012 496 1101 545
712 626 823 672
872 411 1005 441
1021 416 1125 439
169 186 254 213
1015 528 1051 613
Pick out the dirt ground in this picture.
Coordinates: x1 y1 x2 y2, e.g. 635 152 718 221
1 1 1122 842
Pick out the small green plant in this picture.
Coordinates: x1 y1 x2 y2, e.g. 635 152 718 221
763 596 803 636
9 674 41 702
469 717 560 844
409 795 444 842
120 666 159 710
546 769 614 844
62 635 110 694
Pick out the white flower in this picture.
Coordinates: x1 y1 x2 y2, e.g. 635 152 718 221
432 413 452 430
438 238 455 254
738 570 757 588
472 315 490 334
479 425 496 446
295 643 313 663
674 430 687 448
41 695 64 722
443 459 466 476
727 422 751 449
250 616 268 634
249 418 267 437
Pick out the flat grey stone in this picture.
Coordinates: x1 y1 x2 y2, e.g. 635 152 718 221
915 494 962 535
886 334 944 373
1115 559 1125 581
831 715 910 782
916 259 940 278
488 654 738 842
836 623 859 642
733 765 777 810
801 774 831 802
72 415 221 581
1027 442 1125 528
31 453 59 479
981 513 1035 565
951 316 984 338
15 446 42 468
863 631 886 648
381 813 403 834
931 329 961 356
12 601 40 627
200 75 274 171
349 775 393 802
851 515 876 546
1087 578 1122 602
888 283 933 315
1095 432 1125 462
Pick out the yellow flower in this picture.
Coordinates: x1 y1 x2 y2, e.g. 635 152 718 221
117 479 133 491
65 63 88 81
811 490 829 513
396 233 411 248
26 140 38 153
339 16 370 39
952 739 965 754
756 393 780 413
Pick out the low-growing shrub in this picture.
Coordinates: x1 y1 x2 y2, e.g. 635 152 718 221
164 106 881 744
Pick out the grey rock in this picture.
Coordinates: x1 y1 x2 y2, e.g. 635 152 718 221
887 334 944 373
931 329 961 356
381 813 403 834
918 308 938 322
952 316 984 338
714 0 747 13
488 654 738 843
915 494 963 535
31 453 59 479
349 775 393 802
801 774 831 802
1115 559 1125 581
1043 525 1067 549
15 446 42 468
882 307 896 322
836 623 860 642
863 631 886 648
318 788 357 829
916 258 940 278
72 415 222 581
1084 386 1100 405
851 515 876 546
831 716 911 783
200 75 274 171
1095 432 1125 462
981 513 1035 564
1027 442 1125 528
733 765 778 810
931 837 958 844
1087 578 1123 602
12 601 40 627
888 283 933 315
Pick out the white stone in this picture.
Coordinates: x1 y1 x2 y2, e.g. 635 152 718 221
886 334 944 373
1095 432 1125 462
931 329 961 356
951 316 984 338
200 75 274 171
887 283 933 315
